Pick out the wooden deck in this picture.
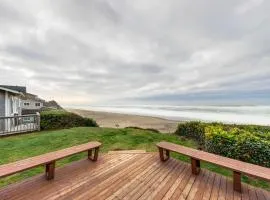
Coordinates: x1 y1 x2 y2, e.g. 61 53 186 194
0 152 269 200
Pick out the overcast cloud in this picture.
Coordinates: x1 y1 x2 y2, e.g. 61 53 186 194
0 0 270 105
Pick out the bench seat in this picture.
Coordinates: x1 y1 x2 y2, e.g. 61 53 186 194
0 141 101 180
157 141 270 192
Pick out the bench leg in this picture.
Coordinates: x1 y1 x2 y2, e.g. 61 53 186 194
233 171 242 192
191 158 200 175
88 147 99 161
158 147 170 162
45 161 55 180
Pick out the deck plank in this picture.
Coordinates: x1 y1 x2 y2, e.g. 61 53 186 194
137 160 180 200
0 152 269 200
193 170 211 200
34 154 135 200
209 173 221 200
0 153 118 199
225 178 234 200
79 154 154 200
168 166 193 199
186 170 208 200
123 159 177 200
233 190 242 200
55 154 141 200
242 183 250 200
106 158 164 200
178 172 197 200
202 172 215 200
153 163 187 200
218 174 227 200
256 188 267 200
249 185 258 200
5 154 134 200
262 189 270 200
97 157 157 200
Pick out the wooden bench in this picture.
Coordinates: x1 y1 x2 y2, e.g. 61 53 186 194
0 141 101 180
157 141 270 193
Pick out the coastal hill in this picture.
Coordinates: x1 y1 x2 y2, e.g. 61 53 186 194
43 100 63 110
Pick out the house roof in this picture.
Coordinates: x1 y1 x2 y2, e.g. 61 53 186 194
0 86 23 94
0 85 26 93
0 87 21 94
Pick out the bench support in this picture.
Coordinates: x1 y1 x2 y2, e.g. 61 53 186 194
233 171 242 192
45 161 55 180
88 147 99 161
158 147 170 162
191 158 200 175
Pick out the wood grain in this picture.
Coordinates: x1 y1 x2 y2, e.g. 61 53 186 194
0 152 269 200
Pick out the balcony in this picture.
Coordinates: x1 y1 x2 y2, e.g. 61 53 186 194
0 113 40 136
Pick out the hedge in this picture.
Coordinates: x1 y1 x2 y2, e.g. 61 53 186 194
176 121 270 167
175 121 206 145
40 110 98 130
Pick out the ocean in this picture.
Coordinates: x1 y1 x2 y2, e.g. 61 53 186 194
71 105 270 126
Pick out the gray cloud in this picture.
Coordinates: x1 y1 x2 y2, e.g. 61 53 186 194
0 0 269 105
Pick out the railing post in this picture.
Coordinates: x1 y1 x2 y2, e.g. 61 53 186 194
36 112 41 131
191 158 200 175
158 147 170 161
45 161 55 180
233 171 242 192
88 147 99 161
0 117 4 135
93 147 99 161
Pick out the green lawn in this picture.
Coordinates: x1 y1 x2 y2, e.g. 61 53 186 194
0 127 269 191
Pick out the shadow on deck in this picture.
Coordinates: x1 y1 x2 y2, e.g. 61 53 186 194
0 152 269 200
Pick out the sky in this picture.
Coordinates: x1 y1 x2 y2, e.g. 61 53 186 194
0 0 270 106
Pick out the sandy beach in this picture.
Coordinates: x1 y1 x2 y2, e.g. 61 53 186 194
67 109 179 133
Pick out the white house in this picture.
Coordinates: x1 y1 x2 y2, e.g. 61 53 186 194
0 86 23 133
0 86 41 134
0 86 22 117
22 93 44 111
0 85 44 115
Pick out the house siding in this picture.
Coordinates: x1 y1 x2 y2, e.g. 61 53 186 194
0 90 5 117
22 100 43 110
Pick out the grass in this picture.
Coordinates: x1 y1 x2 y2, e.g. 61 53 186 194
0 127 269 191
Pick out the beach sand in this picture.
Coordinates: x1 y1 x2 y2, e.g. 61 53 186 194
67 109 179 133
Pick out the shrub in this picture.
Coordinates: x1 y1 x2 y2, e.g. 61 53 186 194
205 126 270 167
40 110 98 130
175 121 270 167
204 126 236 157
175 121 205 145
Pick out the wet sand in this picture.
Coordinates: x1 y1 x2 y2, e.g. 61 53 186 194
67 108 180 133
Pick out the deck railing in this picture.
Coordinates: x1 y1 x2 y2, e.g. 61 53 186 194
0 113 40 136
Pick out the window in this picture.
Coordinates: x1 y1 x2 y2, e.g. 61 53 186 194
35 103 41 107
22 117 34 123
24 102 30 106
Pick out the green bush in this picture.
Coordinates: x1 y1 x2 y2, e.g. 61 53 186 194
175 121 270 167
40 110 98 130
205 126 270 167
175 121 205 145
